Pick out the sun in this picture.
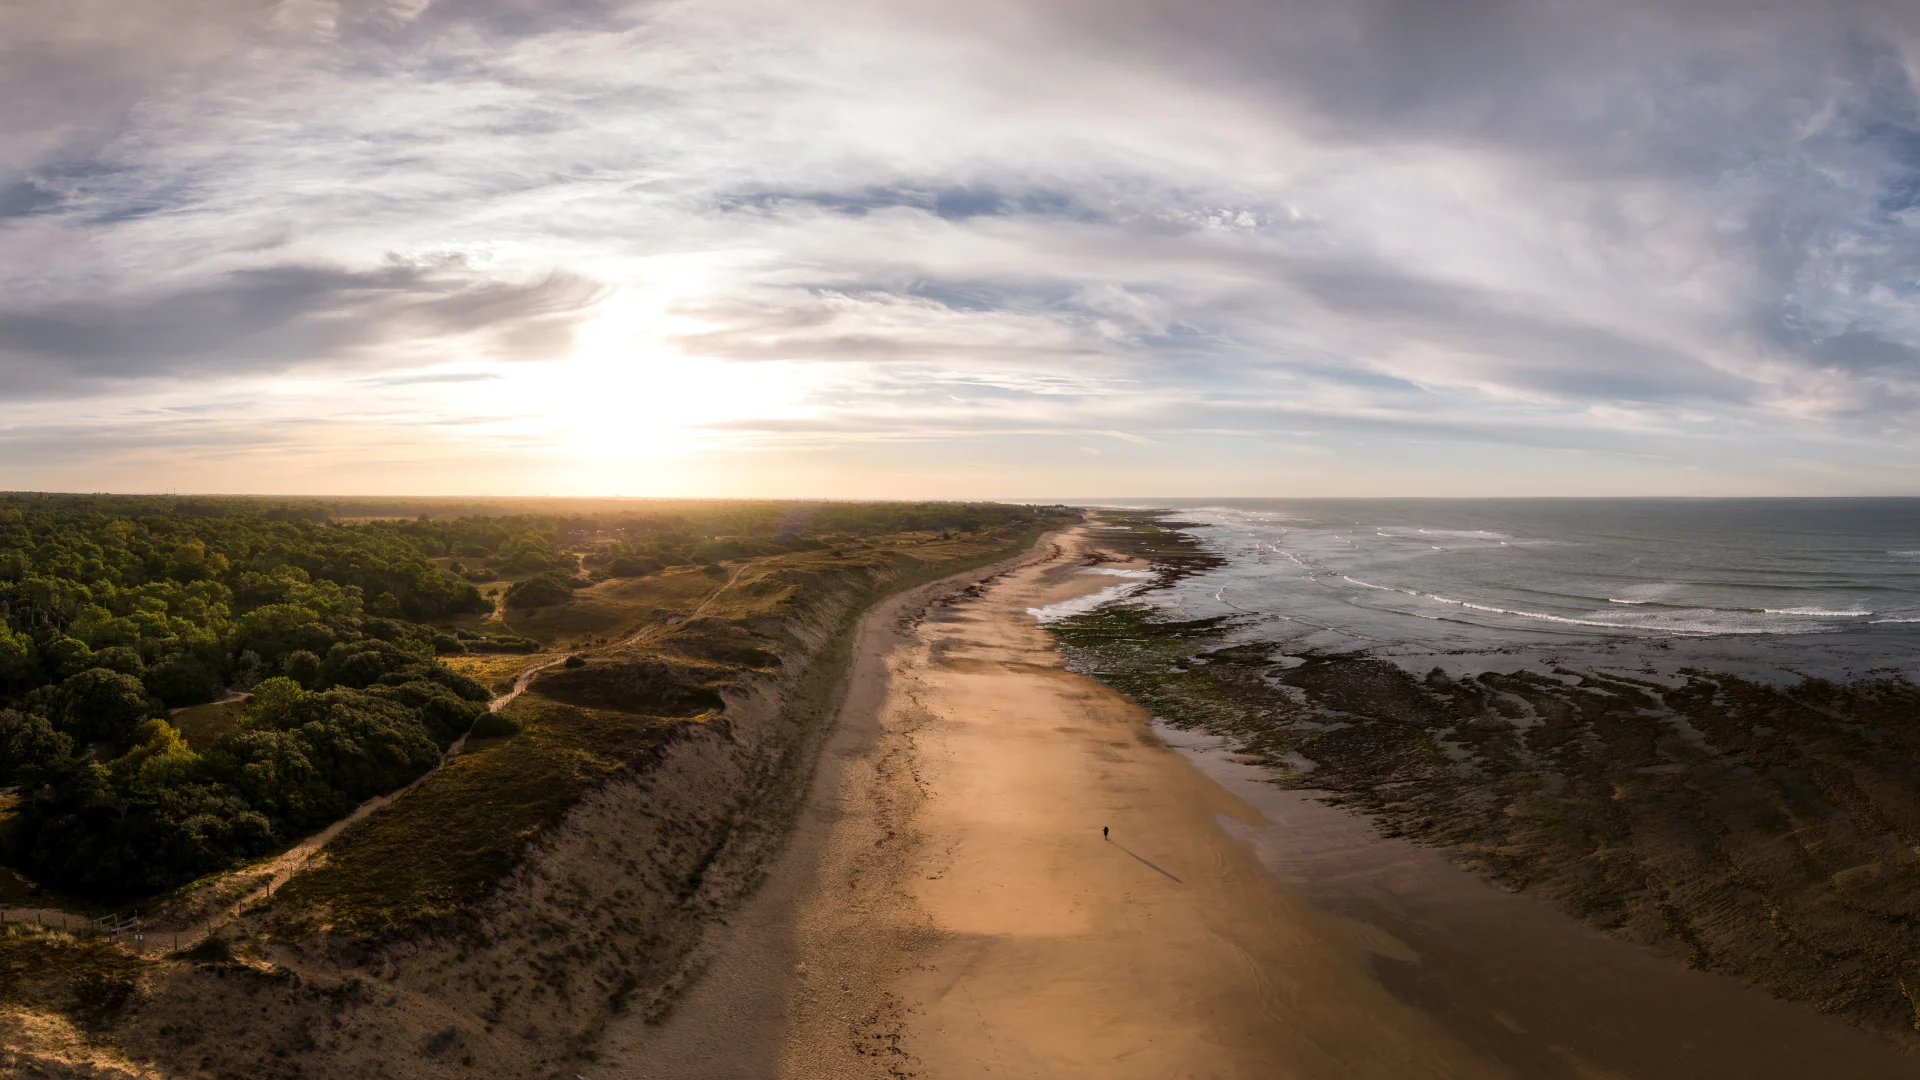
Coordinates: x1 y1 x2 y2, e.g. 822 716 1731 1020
489 297 813 462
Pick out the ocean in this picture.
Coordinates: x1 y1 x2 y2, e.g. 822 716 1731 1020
1073 498 1920 681
1037 498 1920 1033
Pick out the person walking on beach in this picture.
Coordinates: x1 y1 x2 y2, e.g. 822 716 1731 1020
1103 826 1109 840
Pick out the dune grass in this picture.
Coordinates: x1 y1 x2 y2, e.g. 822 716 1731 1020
275 695 682 936
275 521 1067 936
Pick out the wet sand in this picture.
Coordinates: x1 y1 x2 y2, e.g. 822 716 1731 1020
609 526 1920 1079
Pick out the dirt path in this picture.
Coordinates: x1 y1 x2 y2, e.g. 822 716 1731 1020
168 690 247 716
5 567 759 951
608 524 1920 1079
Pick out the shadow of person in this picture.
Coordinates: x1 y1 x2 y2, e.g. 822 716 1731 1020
1111 841 1182 883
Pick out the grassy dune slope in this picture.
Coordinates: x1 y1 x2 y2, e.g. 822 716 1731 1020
0 518 1067 1080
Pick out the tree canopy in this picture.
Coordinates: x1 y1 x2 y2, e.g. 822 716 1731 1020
0 494 1058 899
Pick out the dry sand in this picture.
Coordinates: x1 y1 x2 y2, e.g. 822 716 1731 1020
608 525 1920 1079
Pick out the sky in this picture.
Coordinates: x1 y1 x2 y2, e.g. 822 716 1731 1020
3 0 1920 498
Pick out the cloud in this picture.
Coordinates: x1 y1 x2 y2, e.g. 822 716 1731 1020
3 0 1920 492
0 263 600 395
354 371 505 386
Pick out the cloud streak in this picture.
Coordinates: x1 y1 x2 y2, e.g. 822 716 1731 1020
2 0 1919 494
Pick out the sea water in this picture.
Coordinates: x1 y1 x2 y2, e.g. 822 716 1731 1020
1093 499 1920 681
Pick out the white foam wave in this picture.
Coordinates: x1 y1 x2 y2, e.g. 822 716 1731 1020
1270 546 1310 569
1339 573 1876 635
1084 567 1154 579
1407 528 1511 539
1871 617 1920 624
1609 582 1685 604
1420 596 1791 635
1028 582 1145 623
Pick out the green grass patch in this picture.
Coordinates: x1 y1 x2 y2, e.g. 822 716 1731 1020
167 697 249 751
276 695 681 936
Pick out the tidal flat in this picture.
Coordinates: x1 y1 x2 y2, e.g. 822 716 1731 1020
1055 513 1920 1035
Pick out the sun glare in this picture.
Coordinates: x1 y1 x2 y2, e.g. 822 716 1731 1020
491 299 812 462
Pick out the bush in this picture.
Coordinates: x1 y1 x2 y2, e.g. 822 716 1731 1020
431 632 466 654
504 573 575 609
466 635 539 654
468 711 521 739
373 663 488 703
606 555 662 578
358 617 426 645
564 654 587 668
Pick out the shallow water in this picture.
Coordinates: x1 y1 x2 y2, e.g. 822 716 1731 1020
1025 567 1156 622
1155 722 1920 1078
1106 498 1920 681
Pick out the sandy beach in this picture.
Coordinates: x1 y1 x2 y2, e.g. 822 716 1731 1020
608 524 1920 1079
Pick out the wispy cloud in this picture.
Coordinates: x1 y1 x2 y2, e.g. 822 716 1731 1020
2 0 1919 494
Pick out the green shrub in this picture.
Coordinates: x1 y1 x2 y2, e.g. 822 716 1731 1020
606 555 661 578
504 573 574 609
466 635 539 654
468 711 521 739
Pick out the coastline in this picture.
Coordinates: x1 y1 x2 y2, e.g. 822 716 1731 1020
613 520 1919 1078
602 528 1079 1076
1054 511 1920 1038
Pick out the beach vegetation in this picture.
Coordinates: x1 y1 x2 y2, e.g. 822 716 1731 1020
0 494 1068 907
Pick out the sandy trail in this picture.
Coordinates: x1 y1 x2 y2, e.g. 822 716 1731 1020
612 523 1919 1079
10 566 758 950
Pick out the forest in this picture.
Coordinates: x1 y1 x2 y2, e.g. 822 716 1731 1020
0 494 1049 900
